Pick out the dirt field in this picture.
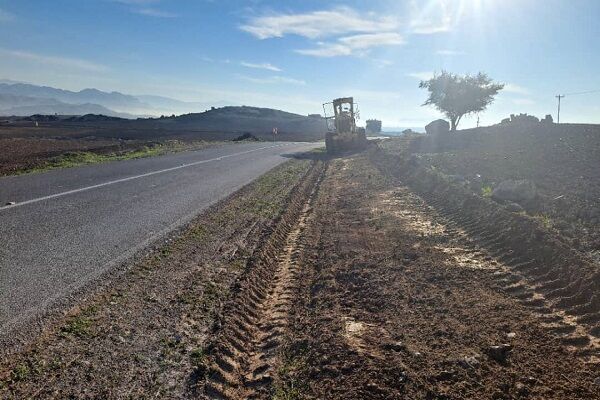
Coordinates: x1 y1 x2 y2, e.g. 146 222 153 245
0 137 228 176
0 137 139 175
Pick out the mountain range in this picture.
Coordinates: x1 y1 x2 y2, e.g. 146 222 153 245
0 81 218 118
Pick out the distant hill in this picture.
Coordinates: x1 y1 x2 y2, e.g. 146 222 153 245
0 82 229 117
157 106 327 135
0 83 147 111
0 93 135 118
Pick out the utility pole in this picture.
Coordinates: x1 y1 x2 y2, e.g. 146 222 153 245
555 94 565 123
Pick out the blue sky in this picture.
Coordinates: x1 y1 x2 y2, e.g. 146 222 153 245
1 0 599 128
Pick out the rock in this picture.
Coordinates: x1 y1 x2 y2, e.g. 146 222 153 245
522 376 537 385
504 202 524 213
491 180 538 204
486 344 512 363
383 341 406 352
458 355 481 369
542 114 553 124
515 382 530 396
507 113 540 124
506 332 517 339
233 132 260 142
436 370 455 381
425 119 450 135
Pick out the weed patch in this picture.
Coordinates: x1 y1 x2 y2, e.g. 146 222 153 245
60 315 93 338
481 185 493 197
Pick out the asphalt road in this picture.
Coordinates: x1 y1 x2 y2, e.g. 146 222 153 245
0 141 319 336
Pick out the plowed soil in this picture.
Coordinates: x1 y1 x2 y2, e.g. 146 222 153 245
0 137 126 175
0 137 218 176
404 123 600 257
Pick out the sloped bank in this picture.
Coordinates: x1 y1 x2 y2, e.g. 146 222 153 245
370 144 600 337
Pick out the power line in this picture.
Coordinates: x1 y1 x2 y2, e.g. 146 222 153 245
562 89 600 96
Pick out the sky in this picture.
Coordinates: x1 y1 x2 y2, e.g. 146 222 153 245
1 0 599 128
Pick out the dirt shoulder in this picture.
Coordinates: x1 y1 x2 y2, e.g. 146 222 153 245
0 158 316 398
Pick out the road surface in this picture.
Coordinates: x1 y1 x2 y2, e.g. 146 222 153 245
0 141 319 336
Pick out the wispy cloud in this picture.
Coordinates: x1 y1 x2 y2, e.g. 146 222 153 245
407 71 434 81
201 56 231 64
0 48 109 73
504 83 530 95
236 74 306 86
296 43 351 58
372 59 394 68
339 33 405 49
240 7 399 39
296 32 405 58
0 8 15 22
240 62 282 72
436 49 464 56
134 8 177 18
114 0 177 18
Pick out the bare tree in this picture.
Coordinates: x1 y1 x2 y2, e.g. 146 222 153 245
419 71 504 131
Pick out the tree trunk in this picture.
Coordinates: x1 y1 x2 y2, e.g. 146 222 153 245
450 115 463 131
450 117 457 131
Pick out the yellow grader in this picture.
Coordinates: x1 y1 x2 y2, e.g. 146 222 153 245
323 97 367 154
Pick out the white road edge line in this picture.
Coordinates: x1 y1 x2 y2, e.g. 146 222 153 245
0 144 288 212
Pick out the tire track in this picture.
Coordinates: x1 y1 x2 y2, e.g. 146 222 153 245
383 186 600 364
201 162 325 399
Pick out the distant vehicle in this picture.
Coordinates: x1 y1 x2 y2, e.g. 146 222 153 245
366 119 382 135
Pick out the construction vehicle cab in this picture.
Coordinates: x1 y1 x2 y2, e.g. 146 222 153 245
323 97 367 154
